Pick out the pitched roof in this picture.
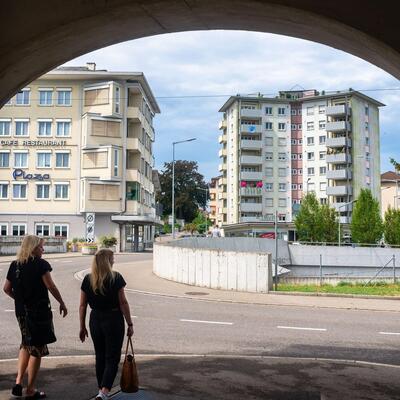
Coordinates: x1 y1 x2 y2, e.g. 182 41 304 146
381 171 400 182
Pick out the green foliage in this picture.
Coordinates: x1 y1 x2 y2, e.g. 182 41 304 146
383 206 400 245
390 157 400 172
99 235 117 247
163 223 171 234
294 192 338 242
72 237 79 244
191 211 211 234
351 188 383 244
184 223 197 234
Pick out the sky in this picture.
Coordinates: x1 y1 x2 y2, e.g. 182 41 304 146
65 30 400 181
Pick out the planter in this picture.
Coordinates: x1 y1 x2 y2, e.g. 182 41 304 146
99 245 116 253
81 246 98 255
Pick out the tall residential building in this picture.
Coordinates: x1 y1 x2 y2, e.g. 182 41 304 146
217 89 383 231
0 63 160 251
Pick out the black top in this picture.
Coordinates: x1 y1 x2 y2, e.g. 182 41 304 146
6 257 52 316
81 272 126 311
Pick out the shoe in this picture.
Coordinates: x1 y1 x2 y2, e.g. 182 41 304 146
11 384 22 397
25 391 46 399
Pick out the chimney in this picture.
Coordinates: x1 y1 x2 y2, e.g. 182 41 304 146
86 62 96 71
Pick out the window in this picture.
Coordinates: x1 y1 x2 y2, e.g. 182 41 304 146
55 152 70 168
54 224 68 238
12 183 27 199
320 198 327 205
291 124 297 130
38 121 52 136
279 183 286 191
291 139 297 145
265 122 273 130
265 152 273 161
291 154 297 160
291 184 298 190
265 167 273 176
0 152 9 167
265 198 273 207
365 137 370 145
308 167 315 175
306 106 314 115
307 137 314 145
12 224 26 236
0 224 7 235
298 169 303 175
115 86 120 114
56 121 71 136
319 105 326 114
365 122 369 130
292 169 297 175
365 106 369 116
265 183 273 191
297 124 302 130
298 184 303 190
37 152 51 168
366 167 370 177
15 89 30 105
265 137 273 146
126 181 140 200
89 183 119 201
307 121 314 131
278 137 287 146
308 183 315 192
39 90 53 106
15 120 29 136
36 184 50 199
278 107 286 115
279 198 287 207
320 166 327 175
298 109 302 115
278 153 286 161
319 120 326 129
307 152 314 161
0 120 11 136
291 109 297 115
298 153 303 160
57 89 72 106
114 149 119 176
0 183 8 199
319 135 326 144
36 224 50 236
278 122 286 131
320 182 327 191
278 168 286 177
14 152 28 168
84 87 110 106
278 214 286 222
319 151 326 160
298 138 303 145
265 107 273 115
55 184 69 200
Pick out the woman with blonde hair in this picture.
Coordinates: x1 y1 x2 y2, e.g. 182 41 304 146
3 235 68 399
79 248 133 400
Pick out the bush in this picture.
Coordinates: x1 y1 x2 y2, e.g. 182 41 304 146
99 235 117 247
337 281 352 287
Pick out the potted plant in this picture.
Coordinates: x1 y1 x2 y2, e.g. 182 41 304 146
81 242 98 255
99 235 117 252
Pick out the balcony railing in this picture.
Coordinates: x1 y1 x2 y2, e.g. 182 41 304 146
240 139 263 150
240 171 263 180
240 187 263 196
241 216 264 223
326 121 351 132
240 108 262 118
326 153 352 164
218 134 227 143
332 202 354 212
240 155 263 165
326 185 353 196
218 148 227 157
219 120 227 130
240 124 262 134
218 163 227 171
326 169 352 180
326 105 350 116
326 137 352 148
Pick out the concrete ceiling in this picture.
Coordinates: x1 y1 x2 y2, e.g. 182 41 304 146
1 0 400 105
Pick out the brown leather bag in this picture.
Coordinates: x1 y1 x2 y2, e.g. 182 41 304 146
120 337 139 393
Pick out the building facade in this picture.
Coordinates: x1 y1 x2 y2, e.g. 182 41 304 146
0 63 160 251
217 90 383 234
381 171 400 217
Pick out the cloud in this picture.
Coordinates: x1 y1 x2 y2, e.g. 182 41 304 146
66 30 400 180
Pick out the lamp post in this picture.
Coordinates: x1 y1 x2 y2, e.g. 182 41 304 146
172 138 196 239
338 199 357 246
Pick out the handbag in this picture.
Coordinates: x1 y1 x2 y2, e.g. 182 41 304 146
120 336 139 393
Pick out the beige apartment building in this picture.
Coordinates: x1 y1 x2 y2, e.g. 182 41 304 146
381 171 400 217
0 63 160 251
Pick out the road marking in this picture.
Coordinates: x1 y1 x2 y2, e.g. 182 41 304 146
277 325 327 332
4 309 14 312
130 315 138 318
379 331 400 336
180 318 233 325
61 260 73 263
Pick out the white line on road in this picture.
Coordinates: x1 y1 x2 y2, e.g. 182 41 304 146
4 309 14 312
61 260 73 263
131 315 138 318
180 319 233 325
379 331 400 336
277 325 327 332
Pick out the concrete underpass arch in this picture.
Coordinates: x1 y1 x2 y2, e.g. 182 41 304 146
1 0 400 105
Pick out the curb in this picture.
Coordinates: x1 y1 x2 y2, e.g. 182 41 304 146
271 290 400 301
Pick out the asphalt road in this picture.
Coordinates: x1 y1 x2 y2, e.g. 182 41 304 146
1 253 400 365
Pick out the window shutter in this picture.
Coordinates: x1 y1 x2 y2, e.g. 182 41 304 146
90 184 105 200
92 120 107 136
107 121 120 137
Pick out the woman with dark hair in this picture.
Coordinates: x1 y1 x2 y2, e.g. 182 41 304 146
3 235 68 399
79 248 133 400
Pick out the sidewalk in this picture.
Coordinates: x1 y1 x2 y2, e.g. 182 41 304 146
0 251 88 264
114 259 400 312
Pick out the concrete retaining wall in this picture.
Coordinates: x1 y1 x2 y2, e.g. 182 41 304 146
153 241 272 293
0 236 66 255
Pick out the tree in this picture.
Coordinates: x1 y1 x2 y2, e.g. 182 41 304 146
390 157 400 172
351 188 383 244
192 211 212 234
294 192 338 242
383 206 400 245
156 160 209 223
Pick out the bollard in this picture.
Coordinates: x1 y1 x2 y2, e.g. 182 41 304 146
319 254 322 287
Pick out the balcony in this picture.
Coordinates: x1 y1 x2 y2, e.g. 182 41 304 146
241 216 263 223
218 207 227 214
126 169 140 181
326 185 353 196
240 187 263 196
218 148 227 157
240 108 261 118
339 216 350 224
218 177 227 186
240 124 262 134
240 155 263 165
241 203 263 212
326 169 352 180
218 192 227 200
326 105 349 117
218 163 227 171
126 137 140 151
219 120 227 130
326 121 351 132
240 171 263 180
332 202 354 212
326 137 352 148
326 153 352 164
218 134 227 143
241 139 263 150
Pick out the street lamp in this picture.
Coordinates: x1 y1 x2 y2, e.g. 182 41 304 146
172 138 196 239
338 199 357 246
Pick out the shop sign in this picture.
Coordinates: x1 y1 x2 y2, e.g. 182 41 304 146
12 168 50 181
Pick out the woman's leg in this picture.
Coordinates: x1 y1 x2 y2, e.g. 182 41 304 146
16 347 30 384
26 355 41 395
89 312 106 389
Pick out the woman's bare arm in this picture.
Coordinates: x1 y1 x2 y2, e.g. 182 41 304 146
3 279 14 299
79 290 88 342
118 287 133 336
42 272 68 317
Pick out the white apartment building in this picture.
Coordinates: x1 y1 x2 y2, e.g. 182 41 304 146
217 89 383 233
0 63 160 251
